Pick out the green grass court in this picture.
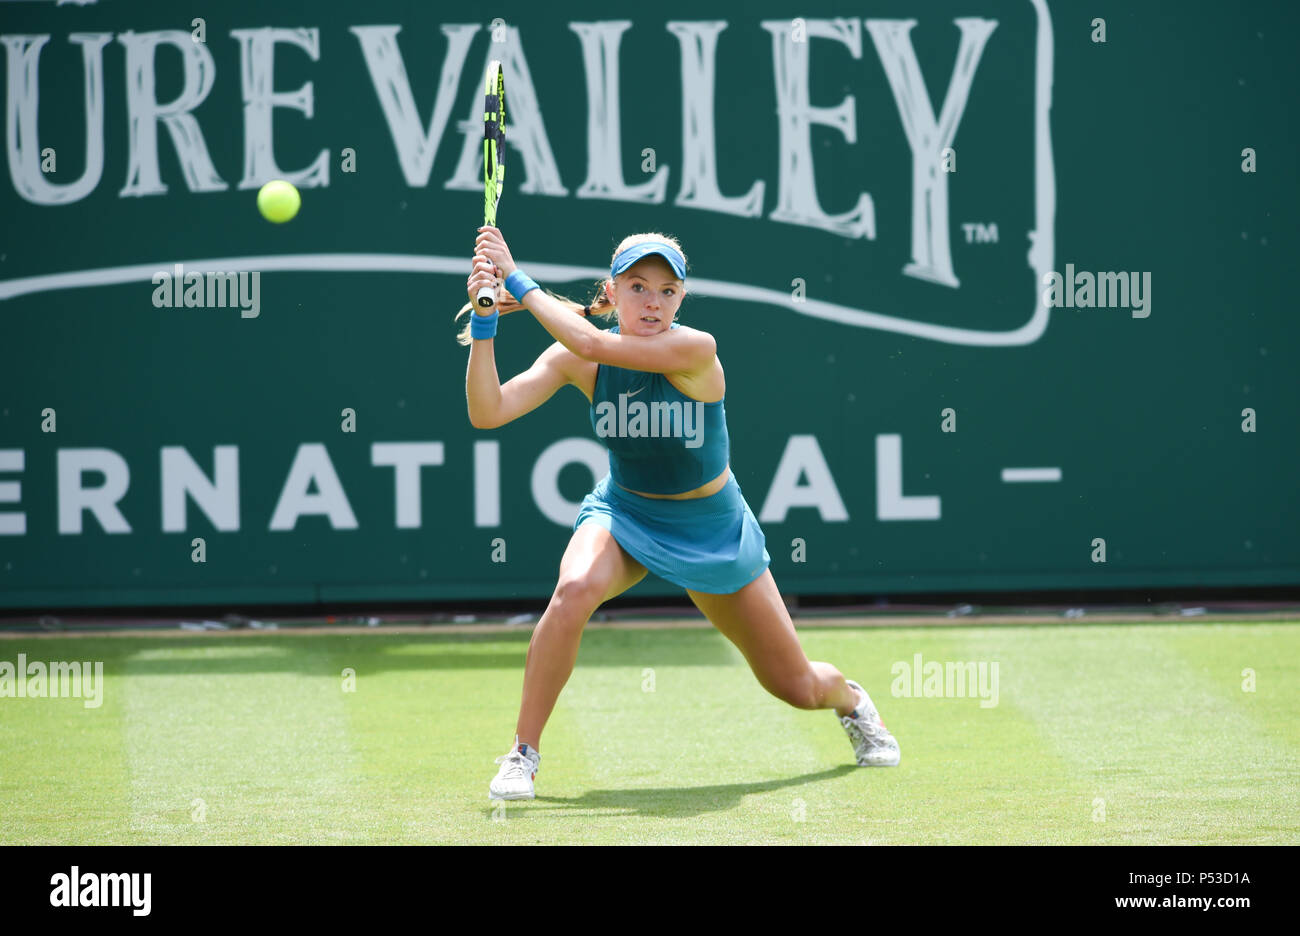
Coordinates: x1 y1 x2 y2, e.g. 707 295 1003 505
2 620 1296 845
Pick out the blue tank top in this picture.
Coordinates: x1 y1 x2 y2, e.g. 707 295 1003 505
589 323 730 495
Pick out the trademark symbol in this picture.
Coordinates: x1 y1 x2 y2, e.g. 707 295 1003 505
961 222 999 244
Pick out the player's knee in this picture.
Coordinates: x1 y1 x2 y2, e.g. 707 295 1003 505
552 573 608 616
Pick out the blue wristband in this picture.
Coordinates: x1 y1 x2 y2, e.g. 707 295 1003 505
470 308 499 340
505 270 540 302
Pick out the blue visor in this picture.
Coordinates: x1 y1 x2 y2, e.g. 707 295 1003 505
610 242 686 281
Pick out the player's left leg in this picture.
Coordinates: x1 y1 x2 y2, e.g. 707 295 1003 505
687 569 900 766
687 569 857 714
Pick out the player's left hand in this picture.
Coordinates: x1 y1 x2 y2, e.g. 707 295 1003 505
476 226 518 279
467 252 522 315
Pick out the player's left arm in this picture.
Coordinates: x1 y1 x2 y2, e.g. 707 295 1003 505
521 285 714 374
474 225 715 375
577 325 715 375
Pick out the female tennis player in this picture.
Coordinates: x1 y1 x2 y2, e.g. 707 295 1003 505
460 225 900 801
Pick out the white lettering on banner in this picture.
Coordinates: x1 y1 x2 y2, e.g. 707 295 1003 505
2 33 111 203
759 435 849 524
161 445 240 532
442 24 569 195
1 9 1057 347
761 17 875 239
0 449 25 535
268 443 358 530
116 30 226 197
231 27 330 190
474 440 500 527
57 448 132 535
3 435 952 536
530 438 608 527
370 442 444 529
876 434 940 520
4 14 1003 251
866 18 998 288
667 21 765 217
571 20 669 203
350 24 479 187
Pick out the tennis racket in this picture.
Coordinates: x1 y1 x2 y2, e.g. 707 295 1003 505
475 60 507 309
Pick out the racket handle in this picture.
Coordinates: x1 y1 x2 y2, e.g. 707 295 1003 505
475 284 496 308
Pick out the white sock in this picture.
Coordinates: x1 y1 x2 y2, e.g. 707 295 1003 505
851 686 866 716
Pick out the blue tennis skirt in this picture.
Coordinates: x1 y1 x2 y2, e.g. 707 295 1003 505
574 472 771 594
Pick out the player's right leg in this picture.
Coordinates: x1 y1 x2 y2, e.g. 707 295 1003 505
489 524 647 800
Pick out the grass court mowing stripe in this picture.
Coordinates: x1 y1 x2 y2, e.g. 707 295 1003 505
0 622 1294 844
0 647 131 845
124 640 364 844
992 624 1299 844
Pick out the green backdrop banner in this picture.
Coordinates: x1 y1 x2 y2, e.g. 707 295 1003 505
1 1 1296 608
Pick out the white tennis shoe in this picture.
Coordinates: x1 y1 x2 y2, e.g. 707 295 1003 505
488 736 541 800
839 680 901 767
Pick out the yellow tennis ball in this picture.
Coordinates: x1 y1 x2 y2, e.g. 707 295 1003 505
257 180 300 223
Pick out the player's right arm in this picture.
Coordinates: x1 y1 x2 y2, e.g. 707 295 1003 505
465 251 580 429
467 339 578 429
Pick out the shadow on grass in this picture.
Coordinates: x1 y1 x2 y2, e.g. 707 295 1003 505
500 765 859 819
37 629 737 677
